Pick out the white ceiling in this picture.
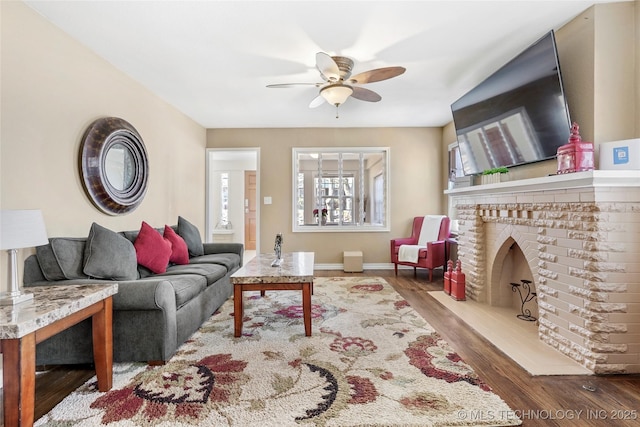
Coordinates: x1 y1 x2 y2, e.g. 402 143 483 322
24 0 626 129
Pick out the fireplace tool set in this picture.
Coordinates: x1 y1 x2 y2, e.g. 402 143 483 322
510 279 537 321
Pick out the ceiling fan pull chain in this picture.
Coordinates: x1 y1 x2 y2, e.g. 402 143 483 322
335 104 340 119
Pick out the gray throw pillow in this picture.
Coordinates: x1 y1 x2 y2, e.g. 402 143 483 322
177 216 204 257
51 237 87 280
36 242 66 281
83 222 138 280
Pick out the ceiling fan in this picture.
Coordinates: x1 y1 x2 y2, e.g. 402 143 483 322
267 52 406 118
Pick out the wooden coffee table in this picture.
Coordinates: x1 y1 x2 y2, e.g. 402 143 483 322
231 252 314 337
0 283 117 427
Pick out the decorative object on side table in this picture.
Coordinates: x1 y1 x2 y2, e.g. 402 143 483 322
271 233 283 267
556 122 594 174
0 210 48 305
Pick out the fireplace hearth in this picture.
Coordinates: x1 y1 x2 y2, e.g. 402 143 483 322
446 170 640 374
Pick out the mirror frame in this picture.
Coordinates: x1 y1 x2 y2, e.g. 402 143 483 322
79 117 149 215
292 147 390 233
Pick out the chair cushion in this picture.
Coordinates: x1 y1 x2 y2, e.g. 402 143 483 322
159 263 228 286
189 253 241 271
178 216 204 257
83 223 138 280
394 246 427 259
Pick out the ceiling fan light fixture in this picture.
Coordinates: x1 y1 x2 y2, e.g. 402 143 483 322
320 84 353 106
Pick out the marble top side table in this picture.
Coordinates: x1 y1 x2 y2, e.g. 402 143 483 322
0 283 118 427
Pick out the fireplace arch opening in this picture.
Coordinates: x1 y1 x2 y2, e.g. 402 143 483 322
485 236 538 320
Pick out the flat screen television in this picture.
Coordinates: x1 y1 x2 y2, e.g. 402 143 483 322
451 30 572 176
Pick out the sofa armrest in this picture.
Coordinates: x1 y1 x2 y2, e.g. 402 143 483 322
202 242 244 266
26 277 177 313
112 279 177 312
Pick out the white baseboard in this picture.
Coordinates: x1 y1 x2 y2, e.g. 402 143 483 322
313 263 414 271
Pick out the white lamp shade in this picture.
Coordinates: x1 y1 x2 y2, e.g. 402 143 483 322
320 84 353 106
0 210 49 250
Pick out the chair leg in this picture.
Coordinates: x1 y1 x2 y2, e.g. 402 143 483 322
394 263 398 276
428 269 433 282
413 267 417 278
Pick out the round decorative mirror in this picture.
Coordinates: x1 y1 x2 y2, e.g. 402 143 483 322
104 143 136 191
80 117 149 215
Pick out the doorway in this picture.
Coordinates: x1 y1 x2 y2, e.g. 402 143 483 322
244 171 256 250
206 149 259 254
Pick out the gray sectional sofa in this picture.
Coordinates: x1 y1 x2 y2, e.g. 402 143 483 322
23 216 243 365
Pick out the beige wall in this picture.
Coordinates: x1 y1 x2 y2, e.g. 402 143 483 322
207 128 444 264
559 1 636 144
592 2 636 142
636 0 640 135
0 2 207 290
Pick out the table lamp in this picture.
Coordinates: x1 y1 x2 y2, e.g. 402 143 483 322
0 209 48 305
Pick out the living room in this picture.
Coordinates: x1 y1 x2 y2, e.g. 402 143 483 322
1 0 639 425
2 1 637 267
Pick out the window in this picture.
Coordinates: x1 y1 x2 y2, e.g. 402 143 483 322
292 147 389 232
314 175 355 224
373 174 384 224
220 173 229 224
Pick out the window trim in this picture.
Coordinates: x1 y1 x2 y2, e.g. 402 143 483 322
292 147 390 233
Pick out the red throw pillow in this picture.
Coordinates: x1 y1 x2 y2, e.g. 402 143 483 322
164 225 190 265
134 221 172 274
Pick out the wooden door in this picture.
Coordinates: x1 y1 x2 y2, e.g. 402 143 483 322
244 171 257 250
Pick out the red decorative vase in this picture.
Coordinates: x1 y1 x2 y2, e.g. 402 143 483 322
443 260 453 295
450 260 466 301
557 122 594 174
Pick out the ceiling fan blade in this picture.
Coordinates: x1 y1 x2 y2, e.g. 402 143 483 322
351 87 382 102
349 66 406 84
267 82 322 88
316 52 340 82
309 95 325 108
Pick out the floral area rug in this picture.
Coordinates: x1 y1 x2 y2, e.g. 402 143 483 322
36 277 521 426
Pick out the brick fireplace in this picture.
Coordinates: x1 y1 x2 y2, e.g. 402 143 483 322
446 171 640 374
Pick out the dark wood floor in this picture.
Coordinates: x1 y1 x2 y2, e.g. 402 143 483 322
33 269 640 426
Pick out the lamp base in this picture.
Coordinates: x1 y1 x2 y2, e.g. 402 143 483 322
0 291 34 306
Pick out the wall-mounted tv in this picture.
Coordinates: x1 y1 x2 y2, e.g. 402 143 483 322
451 30 571 176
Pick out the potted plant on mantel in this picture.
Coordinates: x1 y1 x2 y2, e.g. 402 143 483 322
480 167 509 185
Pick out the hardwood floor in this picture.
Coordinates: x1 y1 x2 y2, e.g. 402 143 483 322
32 269 640 426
